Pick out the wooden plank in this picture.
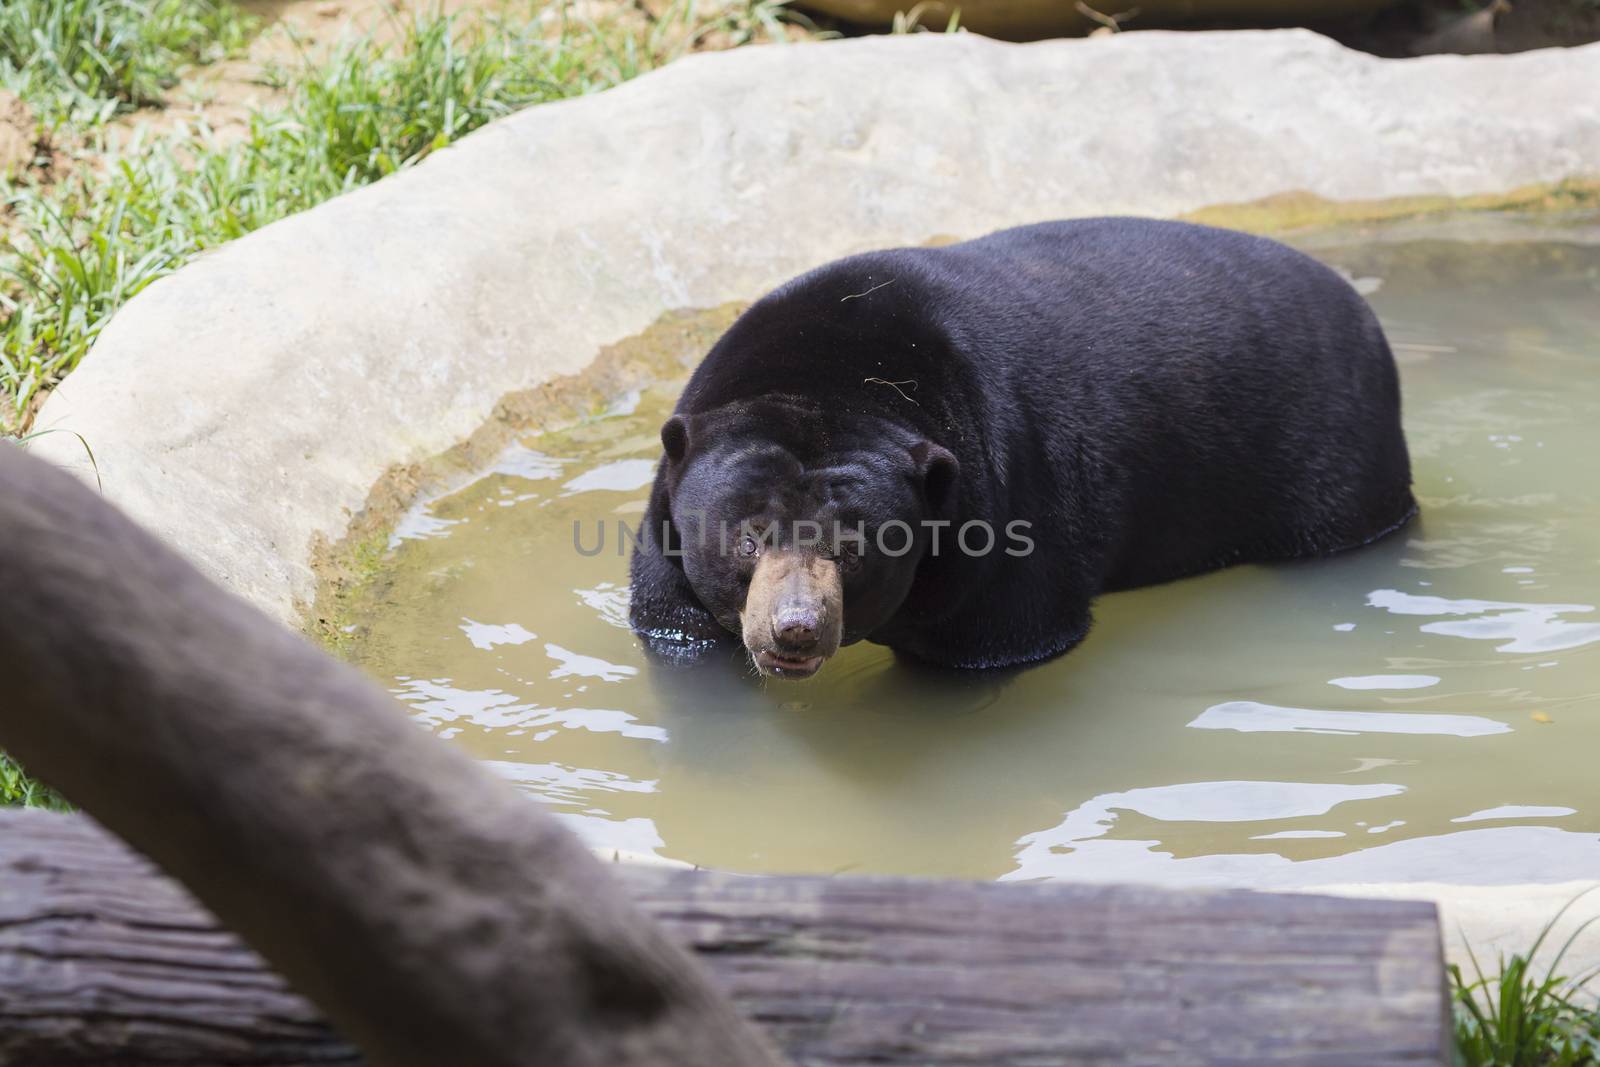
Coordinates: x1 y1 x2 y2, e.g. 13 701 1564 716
0 810 1450 1065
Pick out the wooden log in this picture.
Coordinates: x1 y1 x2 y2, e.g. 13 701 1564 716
0 809 1452 1065
0 442 785 1067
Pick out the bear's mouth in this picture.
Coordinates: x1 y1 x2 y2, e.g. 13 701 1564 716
754 649 825 678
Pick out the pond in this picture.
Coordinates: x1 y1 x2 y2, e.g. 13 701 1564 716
340 219 1600 887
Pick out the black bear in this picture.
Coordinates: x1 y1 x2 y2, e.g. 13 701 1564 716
629 218 1416 678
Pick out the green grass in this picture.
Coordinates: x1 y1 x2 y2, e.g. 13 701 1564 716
2 11 567 413
0 751 69 810
1452 891 1600 1066
0 0 257 122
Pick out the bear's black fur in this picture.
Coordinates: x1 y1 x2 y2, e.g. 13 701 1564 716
630 217 1416 671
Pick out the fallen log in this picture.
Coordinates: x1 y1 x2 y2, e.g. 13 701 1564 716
0 809 1451 1065
0 442 784 1067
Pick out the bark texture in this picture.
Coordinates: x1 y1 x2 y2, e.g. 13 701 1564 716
0 810 1452 1065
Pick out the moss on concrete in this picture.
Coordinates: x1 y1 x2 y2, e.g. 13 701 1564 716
1181 178 1600 235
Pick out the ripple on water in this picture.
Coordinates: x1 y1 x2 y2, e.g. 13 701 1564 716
1327 674 1441 690
1367 589 1600 653
1188 701 1510 737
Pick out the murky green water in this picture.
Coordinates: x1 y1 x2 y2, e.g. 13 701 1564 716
343 225 1600 887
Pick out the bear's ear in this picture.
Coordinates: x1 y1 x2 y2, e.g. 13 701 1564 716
660 415 690 464
910 441 959 516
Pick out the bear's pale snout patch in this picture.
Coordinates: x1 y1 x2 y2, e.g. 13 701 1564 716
740 549 843 679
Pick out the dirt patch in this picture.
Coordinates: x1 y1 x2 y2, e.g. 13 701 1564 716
108 0 772 154
108 0 533 149
0 93 66 300
0 93 37 180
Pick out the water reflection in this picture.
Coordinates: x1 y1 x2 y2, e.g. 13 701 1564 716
1454 804 1576 824
489 445 567 481
1368 589 1600 653
1328 674 1440 690
459 619 538 650
1188 701 1510 737
395 679 667 741
482 758 657 805
545 644 637 682
1004 822 1600 888
562 458 657 495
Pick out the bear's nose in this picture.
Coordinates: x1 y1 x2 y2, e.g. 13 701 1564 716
774 606 819 649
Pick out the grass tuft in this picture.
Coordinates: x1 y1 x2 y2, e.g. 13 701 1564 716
0 751 69 810
1452 889 1600 1066
0 0 257 121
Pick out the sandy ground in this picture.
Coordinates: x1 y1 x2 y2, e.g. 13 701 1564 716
0 93 33 178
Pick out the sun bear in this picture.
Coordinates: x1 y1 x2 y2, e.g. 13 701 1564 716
628 218 1416 678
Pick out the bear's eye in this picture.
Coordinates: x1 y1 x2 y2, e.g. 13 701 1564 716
835 540 864 571
739 534 760 558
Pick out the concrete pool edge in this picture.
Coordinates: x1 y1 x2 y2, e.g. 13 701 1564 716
1305 881 1600 983
24 30 1600 968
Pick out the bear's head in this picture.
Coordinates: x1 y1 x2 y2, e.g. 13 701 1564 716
656 400 957 679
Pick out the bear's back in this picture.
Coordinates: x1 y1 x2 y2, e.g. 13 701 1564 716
921 218 1414 587
681 217 1414 600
